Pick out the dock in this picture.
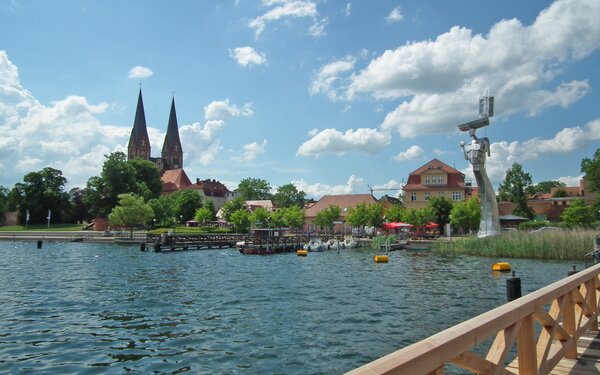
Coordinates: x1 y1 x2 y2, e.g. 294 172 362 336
146 233 243 252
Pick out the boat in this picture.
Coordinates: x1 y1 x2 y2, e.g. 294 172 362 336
326 239 342 250
342 238 358 249
303 238 327 252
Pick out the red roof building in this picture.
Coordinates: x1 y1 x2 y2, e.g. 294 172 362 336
402 158 473 209
304 194 378 234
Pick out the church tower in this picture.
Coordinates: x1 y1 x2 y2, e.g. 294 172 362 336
161 97 183 170
127 89 151 161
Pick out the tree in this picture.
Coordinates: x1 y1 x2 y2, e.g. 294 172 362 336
148 194 175 227
68 187 89 224
451 197 481 234
552 188 568 198
172 189 202 222
83 152 162 218
272 183 306 208
427 196 453 233
236 178 272 200
561 198 595 227
366 203 384 228
221 197 246 222
346 203 370 229
313 205 341 233
203 200 216 221
250 207 271 228
532 180 566 196
230 208 251 233
498 162 535 219
108 193 154 237
581 148 600 194
194 207 213 224
281 206 305 228
0 185 8 217
384 204 405 223
11 167 71 224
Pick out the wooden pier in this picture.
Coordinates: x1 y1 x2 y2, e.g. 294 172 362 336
347 263 600 375
146 233 243 252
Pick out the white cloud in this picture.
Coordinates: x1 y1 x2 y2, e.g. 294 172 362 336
309 17 328 38
312 0 600 138
393 145 424 161
204 99 254 120
557 175 584 187
292 175 365 198
296 127 391 156
233 140 268 162
180 120 226 166
342 3 351 16
309 56 355 101
128 66 153 79
229 46 267 67
249 0 319 37
386 7 403 23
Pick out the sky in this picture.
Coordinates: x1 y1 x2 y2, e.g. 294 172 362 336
1 0 599 199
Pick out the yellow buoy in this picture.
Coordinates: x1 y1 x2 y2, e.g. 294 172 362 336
374 255 389 263
492 262 511 272
297 249 308 256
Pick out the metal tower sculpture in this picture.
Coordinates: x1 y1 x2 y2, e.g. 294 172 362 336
458 95 500 238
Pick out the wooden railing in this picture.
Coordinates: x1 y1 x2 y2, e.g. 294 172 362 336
347 263 600 375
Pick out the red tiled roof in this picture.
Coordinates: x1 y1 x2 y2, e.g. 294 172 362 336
409 158 462 176
304 194 377 219
161 168 192 191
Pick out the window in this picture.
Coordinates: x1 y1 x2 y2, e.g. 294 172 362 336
424 175 444 185
411 193 417 202
439 191 445 196
452 191 462 201
424 192 430 201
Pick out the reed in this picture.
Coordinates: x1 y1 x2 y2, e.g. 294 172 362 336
432 229 599 260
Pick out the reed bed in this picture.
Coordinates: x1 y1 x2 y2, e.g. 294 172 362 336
432 229 599 260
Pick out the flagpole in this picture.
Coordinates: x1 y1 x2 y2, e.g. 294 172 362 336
47 209 51 229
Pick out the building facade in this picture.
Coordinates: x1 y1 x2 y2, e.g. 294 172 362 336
402 159 472 209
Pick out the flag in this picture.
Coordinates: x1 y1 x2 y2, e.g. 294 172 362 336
26 209 30 222
47 209 51 220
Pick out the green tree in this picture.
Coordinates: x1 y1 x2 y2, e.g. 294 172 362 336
194 207 213 224
0 186 9 218
108 193 154 237
582 148 600 194
450 197 481 234
11 167 71 224
221 197 246 222
313 205 341 233
366 203 384 228
148 194 175 227
236 178 272 200
561 198 595 227
415 207 435 227
83 152 162 218
498 162 534 219
272 183 306 208
282 205 305 228
230 208 251 233
427 196 453 233
203 200 216 220
250 207 271 228
384 204 405 223
68 187 89 223
532 180 566 195
346 203 370 229
172 189 202 222
552 188 568 198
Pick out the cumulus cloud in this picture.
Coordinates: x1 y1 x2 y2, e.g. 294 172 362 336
128 66 153 79
229 46 267 67
312 0 600 138
233 140 268 162
249 0 321 38
557 175 584 187
309 56 355 101
296 127 391 156
393 145 424 161
342 3 351 16
292 175 365 198
204 99 254 120
180 120 225 166
386 7 403 23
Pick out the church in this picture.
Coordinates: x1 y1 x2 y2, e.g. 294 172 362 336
126 90 236 211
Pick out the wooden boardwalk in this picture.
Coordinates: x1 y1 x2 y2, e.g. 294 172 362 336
507 326 600 375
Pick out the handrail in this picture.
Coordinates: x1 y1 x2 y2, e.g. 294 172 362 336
347 263 600 375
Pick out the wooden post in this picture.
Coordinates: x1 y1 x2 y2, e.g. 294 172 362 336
426 366 444 375
591 277 599 331
517 314 538 375
563 290 578 359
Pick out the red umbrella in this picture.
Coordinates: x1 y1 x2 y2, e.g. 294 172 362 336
383 222 413 229
425 222 439 229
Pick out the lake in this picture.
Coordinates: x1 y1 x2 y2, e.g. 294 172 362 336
0 241 585 374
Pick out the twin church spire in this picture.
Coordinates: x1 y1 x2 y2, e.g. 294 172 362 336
127 89 183 172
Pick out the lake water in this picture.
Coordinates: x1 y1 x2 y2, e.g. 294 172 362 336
0 241 585 374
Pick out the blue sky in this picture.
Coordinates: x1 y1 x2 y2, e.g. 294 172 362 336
1 0 599 199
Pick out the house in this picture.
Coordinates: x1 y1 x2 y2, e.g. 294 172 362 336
303 194 378 234
402 159 472 209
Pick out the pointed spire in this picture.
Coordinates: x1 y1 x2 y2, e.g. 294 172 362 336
132 89 149 143
165 96 181 147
